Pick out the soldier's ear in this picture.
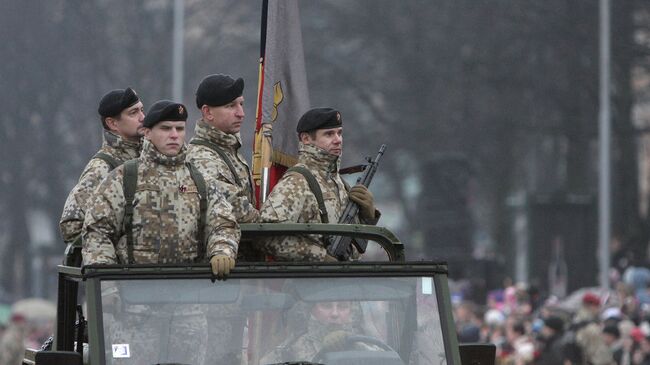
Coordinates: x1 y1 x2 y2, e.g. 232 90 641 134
143 127 152 139
201 105 213 120
105 116 120 133
299 132 312 144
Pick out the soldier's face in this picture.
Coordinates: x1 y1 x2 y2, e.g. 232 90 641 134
144 121 186 156
304 127 343 156
311 301 352 325
108 101 145 141
204 96 245 134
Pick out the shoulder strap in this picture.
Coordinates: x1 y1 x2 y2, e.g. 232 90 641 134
190 139 242 187
287 166 328 224
186 162 208 261
122 159 138 264
93 152 120 171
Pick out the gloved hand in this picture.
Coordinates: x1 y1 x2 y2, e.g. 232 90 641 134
348 185 375 221
322 330 350 352
210 254 235 280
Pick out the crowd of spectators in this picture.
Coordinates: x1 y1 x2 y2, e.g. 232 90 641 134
453 263 650 365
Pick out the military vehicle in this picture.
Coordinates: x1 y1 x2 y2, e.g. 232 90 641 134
23 223 494 365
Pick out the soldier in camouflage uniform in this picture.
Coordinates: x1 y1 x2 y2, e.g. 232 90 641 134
82 99 239 272
82 100 240 365
259 107 379 261
60 88 144 258
187 74 255 364
188 74 259 259
261 301 373 363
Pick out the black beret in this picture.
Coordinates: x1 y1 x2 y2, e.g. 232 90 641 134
142 100 188 128
296 107 342 133
98 87 140 118
195 74 244 109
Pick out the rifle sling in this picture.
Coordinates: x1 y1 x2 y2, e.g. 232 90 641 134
287 166 329 224
189 139 243 187
93 152 120 171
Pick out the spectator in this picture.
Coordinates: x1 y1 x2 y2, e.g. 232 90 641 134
535 315 565 365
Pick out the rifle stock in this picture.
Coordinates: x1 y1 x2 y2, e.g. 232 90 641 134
327 144 386 260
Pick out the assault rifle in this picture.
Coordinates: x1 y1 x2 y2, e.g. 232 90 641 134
327 144 387 260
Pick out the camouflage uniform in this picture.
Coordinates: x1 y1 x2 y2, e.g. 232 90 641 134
188 119 259 262
83 140 239 365
106 308 208 365
81 139 240 265
60 130 141 244
259 143 379 261
260 304 367 363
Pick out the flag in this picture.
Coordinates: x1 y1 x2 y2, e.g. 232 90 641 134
253 0 310 205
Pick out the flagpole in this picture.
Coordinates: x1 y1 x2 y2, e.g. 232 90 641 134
172 0 184 101
253 0 273 205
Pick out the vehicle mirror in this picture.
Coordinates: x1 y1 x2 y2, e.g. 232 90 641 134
34 350 83 365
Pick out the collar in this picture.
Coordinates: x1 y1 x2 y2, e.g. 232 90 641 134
194 119 242 150
297 142 340 174
104 130 141 151
141 139 187 167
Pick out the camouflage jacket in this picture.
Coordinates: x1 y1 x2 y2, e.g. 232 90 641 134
260 143 376 261
261 312 365 363
82 140 240 265
187 120 258 223
60 130 141 244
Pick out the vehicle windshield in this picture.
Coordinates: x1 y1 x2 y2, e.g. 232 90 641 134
98 275 447 365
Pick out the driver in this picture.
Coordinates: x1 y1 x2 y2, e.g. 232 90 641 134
260 300 377 363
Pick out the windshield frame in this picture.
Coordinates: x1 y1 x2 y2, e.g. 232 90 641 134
57 261 460 365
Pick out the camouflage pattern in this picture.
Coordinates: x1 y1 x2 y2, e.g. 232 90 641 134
60 130 141 244
260 143 374 261
82 139 240 265
187 120 258 223
260 305 365 363
106 309 207 365
188 119 260 261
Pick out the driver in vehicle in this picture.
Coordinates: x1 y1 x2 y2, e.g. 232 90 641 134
260 300 383 364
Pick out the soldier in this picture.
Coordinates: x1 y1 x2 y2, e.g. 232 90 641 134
259 107 379 261
261 300 376 363
59 87 144 263
188 74 259 262
187 74 257 363
82 99 239 274
81 100 239 364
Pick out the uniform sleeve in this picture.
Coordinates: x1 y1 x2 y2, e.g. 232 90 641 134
81 170 125 265
188 147 259 223
59 159 112 244
259 172 315 223
205 181 241 260
259 173 327 261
